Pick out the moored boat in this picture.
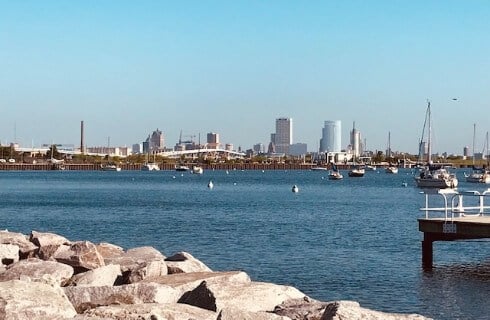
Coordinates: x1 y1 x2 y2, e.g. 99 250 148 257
328 170 343 180
141 163 160 171
101 164 121 172
192 166 204 174
348 167 365 177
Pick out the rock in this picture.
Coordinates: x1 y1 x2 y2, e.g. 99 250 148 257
218 307 292 320
72 303 216 320
141 271 251 298
179 279 306 313
106 246 167 284
0 279 76 319
54 241 105 271
0 244 19 267
0 258 74 286
96 242 124 263
320 301 431 320
68 264 121 287
165 251 213 274
30 230 70 247
64 282 180 313
274 297 327 320
0 231 38 258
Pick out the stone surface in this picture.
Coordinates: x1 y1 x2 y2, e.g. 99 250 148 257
320 301 432 320
64 282 180 313
179 279 306 313
96 243 124 263
0 231 38 258
0 258 74 286
0 243 19 266
165 251 213 274
274 297 327 320
72 303 216 320
54 241 105 271
30 230 70 247
68 264 121 287
218 307 292 320
0 279 76 319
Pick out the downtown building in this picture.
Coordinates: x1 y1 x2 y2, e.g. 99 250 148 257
319 120 342 153
271 117 293 154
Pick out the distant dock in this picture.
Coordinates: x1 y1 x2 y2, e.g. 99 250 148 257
418 189 490 269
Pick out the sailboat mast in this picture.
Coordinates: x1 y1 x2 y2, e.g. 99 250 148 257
472 123 476 166
427 101 432 164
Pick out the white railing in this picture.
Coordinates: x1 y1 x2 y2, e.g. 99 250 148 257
420 188 490 221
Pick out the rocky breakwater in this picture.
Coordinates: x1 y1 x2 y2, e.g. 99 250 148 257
0 230 431 320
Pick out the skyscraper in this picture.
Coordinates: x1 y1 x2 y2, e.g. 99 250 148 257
320 120 341 153
274 117 292 154
207 132 220 149
350 122 361 159
145 129 165 152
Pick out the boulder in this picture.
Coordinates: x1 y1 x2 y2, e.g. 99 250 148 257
141 271 251 298
0 279 76 319
68 264 121 287
30 230 70 247
0 231 37 258
96 242 124 262
64 282 180 313
36 243 71 261
165 251 213 274
106 246 167 284
0 244 19 266
218 307 292 320
72 303 216 320
179 279 306 313
0 258 74 286
320 301 431 320
274 297 328 320
54 241 105 271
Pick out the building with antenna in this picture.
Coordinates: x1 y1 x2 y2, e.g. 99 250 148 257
350 122 362 159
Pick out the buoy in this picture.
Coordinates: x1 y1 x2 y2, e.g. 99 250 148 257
208 180 214 189
292 185 299 193
401 182 408 187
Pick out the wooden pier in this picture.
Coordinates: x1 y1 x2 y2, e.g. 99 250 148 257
418 189 490 269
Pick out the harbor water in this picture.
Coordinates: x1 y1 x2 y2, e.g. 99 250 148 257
1 169 490 319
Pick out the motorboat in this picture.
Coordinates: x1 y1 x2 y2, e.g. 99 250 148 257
328 170 343 180
141 163 160 171
415 165 458 188
101 164 121 172
348 167 365 177
465 167 490 184
175 164 190 172
365 165 377 171
192 166 204 174
311 167 329 171
385 166 398 174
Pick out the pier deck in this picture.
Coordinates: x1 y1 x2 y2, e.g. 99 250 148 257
419 189 490 269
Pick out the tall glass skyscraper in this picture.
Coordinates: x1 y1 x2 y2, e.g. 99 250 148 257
320 120 341 153
274 118 292 154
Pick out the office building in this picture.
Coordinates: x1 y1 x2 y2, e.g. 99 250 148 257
207 132 220 149
350 122 361 159
319 120 341 153
273 117 292 154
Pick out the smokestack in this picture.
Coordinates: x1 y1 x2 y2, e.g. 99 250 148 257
80 120 84 154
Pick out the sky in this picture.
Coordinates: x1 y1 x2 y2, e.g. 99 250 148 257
1 1 490 155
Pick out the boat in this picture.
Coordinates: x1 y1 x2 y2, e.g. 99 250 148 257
141 163 160 171
365 165 377 171
385 166 398 174
385 132 398 173
348 167 365 177
414 101 458 189
175 164 190 172
311 166 329 171
101 164 121 172
192 166 204 174
465 129 490 183
328 170 343 180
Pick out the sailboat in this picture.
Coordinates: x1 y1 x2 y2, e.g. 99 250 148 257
414 101 458 188
385 131 398 174
465 129 490 183
328 162 343 180
141 149 160 171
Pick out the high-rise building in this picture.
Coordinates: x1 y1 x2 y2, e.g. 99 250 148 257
145 129 165 152
350 122 361 159
320 120 341 153
207 132 220 149
274 117 292 154
253 143 265 154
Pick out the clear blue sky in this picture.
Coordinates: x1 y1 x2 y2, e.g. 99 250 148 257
1 1 489 154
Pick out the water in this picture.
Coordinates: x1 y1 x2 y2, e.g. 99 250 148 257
1 168 490 319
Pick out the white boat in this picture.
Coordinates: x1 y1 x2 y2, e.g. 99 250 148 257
101 164 121 172
466 130 490 184
311 166 329 171
328 170 343 180
414 101 458 189
175 164 190 172
348 167 365 177
192 166 204 174
141 163 160 171
365 165 377 171
385 166 398 174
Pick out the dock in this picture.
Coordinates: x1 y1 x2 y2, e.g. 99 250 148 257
418 188 490 269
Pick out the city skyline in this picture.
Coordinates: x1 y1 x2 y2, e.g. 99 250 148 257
1 1 490 154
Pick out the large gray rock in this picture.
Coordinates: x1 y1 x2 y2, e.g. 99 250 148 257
64 282 180 313
274 297 327 320
68 264 121 287
179 279 306 313
165 251 213 274
72 303 216 320
320 301 432 320
106 246 167 283
96 242 124 263
218 307 292 320
0 258 74 286
0 243 19 267
141 271 251 298
54 241 105 271
30 230 70 247
0 279 76 319
0 231 38 258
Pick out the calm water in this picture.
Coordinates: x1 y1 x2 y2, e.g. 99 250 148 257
1 168 490 319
